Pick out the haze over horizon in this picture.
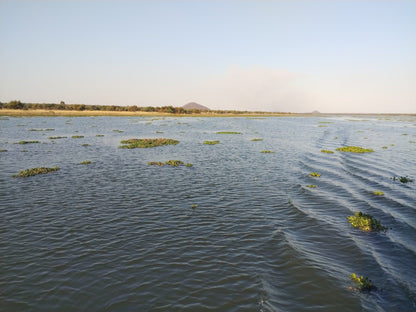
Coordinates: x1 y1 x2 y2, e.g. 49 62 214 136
1 0 415 114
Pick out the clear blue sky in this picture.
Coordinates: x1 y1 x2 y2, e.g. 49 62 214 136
1 0 415 113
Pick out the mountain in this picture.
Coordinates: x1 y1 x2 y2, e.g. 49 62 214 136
182 102 210 110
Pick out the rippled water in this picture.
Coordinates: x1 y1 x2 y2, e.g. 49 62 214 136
1 115 415 311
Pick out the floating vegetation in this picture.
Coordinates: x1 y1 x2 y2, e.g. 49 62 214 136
13 166 59 178
148 160 192 167
156 131 164 134
216 131 242 134
48 136 67 139
310 172 321 177
82 144 90 146
72 135 84 138
96 134 104 137
204 140 220 145
251 138 263 141
306 184 317 188
0 149 7 152
347 211 387 232
119 138 179 149
321 149 334 154
392 176 413 183
373 191 384 196
317 125 327 127
334 137 338 140
349 273 376 292
29 128 54 131
80 161 91 165
191 204 198 208
17 140 40 144
336 146 374 153
261 150 275 153
112 129 124 133
382 146 388 149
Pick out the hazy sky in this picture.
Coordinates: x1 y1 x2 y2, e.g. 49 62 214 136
1 0 415 113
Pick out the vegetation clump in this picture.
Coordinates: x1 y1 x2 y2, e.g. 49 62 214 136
17 140 40 144
310 172 321 177
216 131 242 134
349 273 376 292
48 136 67 139
72 135 84 138
148 160 192 167
204 140 220 145
261 150 275 153
336 146 374 153
306 184 317 188
347 211 387 232
373 191 384 196
96 134 104 137
13 166 59 178
251 138 263 141
321 149 334 154
80 161 91 165
119 138 179 149
392 176 413 183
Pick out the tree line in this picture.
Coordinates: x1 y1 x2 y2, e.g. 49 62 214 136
0 100 285 115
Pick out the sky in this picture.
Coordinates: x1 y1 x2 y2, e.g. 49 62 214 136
0 0 415 113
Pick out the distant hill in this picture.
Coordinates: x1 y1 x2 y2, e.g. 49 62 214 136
182 102 210 110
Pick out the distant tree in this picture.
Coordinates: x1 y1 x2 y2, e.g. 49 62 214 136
7 100 23 109
60 101 65 105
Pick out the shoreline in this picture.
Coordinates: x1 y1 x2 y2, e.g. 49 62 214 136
0 109 414 118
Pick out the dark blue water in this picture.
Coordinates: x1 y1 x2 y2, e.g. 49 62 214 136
1 115 415 311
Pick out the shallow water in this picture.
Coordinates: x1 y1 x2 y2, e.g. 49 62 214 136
0 115 415 311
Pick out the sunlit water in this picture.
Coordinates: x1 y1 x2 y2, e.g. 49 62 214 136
1 115 415 311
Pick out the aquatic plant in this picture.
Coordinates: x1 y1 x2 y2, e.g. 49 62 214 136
321 149 334 154
251 138 263 141
336 146 374 153
119 138 179 149
80 161 91 165
17 140 40 144
48 136 67 139
72 135 84 138
0 149 7 152
310 172 321 177
382 146 388 149
29 128 54 131
185 163 193 167
165 160 184 166
13 166 59 178
191 204 198 208
204 140 220 145
349 273 376 292
216 131 242 134
148 161 165 166
373 191 384 196
347 211 387 232
392 176 413 183
112 129 124 133
306 185 317 188
96 134 104 137
261 150 275 153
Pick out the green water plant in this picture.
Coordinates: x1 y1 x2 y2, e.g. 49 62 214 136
261 150 275 153
96 134 104 137
80 161 91 165
347 211 387 232
148 160 191 167
216 131 242 134
336 146 374 153
310 172 321 177
321 149 334 154
349 273 376 292
373 191 384 196
306 184 317 188
13 166 59 178
392 176 413 183
112 129 124 133
48 136 67 139
119 138 179 149
72 135 84 138
191 204 198 208
251 138 263 141
204 140 220 145
17 140 40 144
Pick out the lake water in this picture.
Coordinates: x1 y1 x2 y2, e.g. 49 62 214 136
0 115 415 311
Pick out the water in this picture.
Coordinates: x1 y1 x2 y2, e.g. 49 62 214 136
1 115 415 311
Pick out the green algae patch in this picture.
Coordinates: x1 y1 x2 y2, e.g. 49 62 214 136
72 135 84 139
17 140 40 144
80 161 91 165
216 131 242 134
306 184 317 188
310 172 321 177
119 138 179 149
348 211 387 232
48 136 67 139
321 149 334 154
148 160 192 167
13 166 59 178
392 176 413 183
336 146 374 153
251 138 263 141
204 140 220 145
261 150 275 153
349 273 376 292
96 134 104 137
373 191 384 196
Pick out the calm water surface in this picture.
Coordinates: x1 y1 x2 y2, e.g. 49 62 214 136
1 115 415 311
